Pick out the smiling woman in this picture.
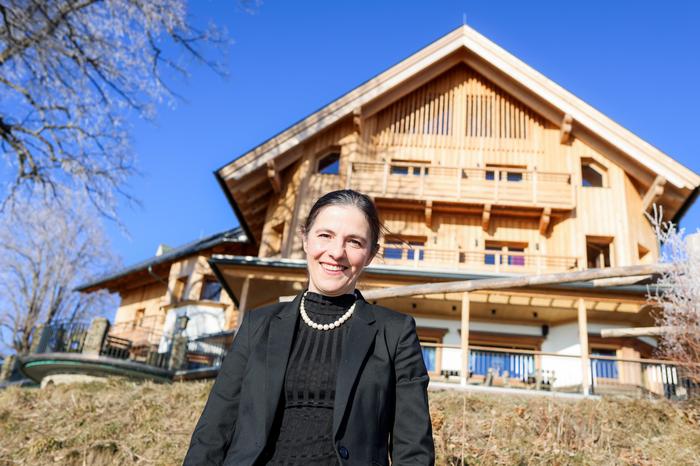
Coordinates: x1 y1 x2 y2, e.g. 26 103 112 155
184 189 435 466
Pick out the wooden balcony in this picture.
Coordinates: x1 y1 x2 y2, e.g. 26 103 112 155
378 243 578 274
345 161 574 210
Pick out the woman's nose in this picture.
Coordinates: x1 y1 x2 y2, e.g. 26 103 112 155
327 238 345 259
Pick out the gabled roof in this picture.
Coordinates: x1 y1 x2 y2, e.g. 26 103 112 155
76 227 249 292
219 25 700 192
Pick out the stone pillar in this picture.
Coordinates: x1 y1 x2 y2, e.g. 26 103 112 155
168 334 189 371
29 324 50 353
0 355 16 382
83 317 110 356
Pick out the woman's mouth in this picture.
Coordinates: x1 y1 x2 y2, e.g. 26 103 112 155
321 262 347 275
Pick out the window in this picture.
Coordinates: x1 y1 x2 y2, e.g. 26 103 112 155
389 160 429 177
133 308 145 328
484 241 527 267
417 328 449 375
485 164 525 183
200 277 222 302
317 152 340 175
382 236 426 261
590 348 618 379
586 237 613 268
173 277 188 301
581 158 607 187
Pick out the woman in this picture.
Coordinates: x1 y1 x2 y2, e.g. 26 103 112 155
183 189 434 466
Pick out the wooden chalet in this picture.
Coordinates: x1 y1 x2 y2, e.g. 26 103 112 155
59 25 699 396
209 26 700 396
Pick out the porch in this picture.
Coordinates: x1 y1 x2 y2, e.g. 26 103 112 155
419 342 698 399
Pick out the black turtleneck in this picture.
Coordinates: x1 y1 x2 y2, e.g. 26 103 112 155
261 289 357 466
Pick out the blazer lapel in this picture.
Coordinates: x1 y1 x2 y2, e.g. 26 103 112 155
263 291 302 436
333 292 377 438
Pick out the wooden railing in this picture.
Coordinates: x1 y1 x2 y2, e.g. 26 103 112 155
377 243 578 273
345 161 574 209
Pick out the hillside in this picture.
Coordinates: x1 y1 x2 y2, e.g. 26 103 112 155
1 379 699 465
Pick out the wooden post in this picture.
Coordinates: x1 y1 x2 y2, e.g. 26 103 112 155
457 167 462 199
382 160 389 195
460 292 471 386
577 297 591 396
237 276 251 330
532 168 538 204
345 161 352 189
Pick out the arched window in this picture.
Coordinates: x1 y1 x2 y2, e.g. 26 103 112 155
317 152 340 175
581 158 607 187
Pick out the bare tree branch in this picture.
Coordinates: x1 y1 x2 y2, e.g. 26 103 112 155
0 0 229 216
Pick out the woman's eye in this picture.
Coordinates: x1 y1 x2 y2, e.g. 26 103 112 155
319 233 330 238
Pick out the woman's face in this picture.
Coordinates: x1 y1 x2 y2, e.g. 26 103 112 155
302 204 377 296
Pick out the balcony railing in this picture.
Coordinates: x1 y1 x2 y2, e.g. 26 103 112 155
109 315 164 347
378 243 577 273
346 161 574 209
419 342 699 399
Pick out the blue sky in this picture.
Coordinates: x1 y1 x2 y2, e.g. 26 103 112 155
108 0 700 268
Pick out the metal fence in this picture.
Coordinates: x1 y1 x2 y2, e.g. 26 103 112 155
36 320 90 354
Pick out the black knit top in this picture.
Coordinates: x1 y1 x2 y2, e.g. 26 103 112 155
260 289 357 466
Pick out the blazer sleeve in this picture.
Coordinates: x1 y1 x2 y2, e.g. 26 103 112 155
183 309 253 465
389 315 436 465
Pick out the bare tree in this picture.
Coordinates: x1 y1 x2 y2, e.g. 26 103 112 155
0 189 119 355
0 0 229 216
647 206 700 382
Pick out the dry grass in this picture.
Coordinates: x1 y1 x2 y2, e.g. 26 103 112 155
0 379 699 465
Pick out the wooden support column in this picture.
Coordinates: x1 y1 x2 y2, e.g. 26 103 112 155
460 292 471 387
577 297 591 396
237 276 251 330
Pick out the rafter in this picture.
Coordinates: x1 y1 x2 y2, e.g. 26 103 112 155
560 113 573 144
642 175 666 213
481 204 491 231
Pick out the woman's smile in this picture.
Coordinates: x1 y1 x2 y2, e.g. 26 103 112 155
302 204 376 296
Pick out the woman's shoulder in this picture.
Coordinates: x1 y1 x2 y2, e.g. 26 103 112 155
362 299 414 327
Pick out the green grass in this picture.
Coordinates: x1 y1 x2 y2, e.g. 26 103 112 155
0 379 698 465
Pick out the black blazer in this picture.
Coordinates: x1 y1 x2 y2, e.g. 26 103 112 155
183 289 435 465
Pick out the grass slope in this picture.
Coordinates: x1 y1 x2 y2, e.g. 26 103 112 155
0 379 699 465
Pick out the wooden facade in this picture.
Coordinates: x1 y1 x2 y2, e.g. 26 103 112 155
210 26 699 394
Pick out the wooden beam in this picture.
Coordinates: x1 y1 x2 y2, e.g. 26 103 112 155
642 175 666 213
237 276 251 330
360 262 673 301
592 275 651 287
352 107 362 134
460 292 470 386
539 207 551 235
577 298 591 396
266 160 282 194
601 326 674 338
481 204 492 231
560 113 573 144
425 200 433 228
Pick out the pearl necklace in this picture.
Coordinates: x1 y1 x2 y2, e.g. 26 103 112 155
300 290 357 330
